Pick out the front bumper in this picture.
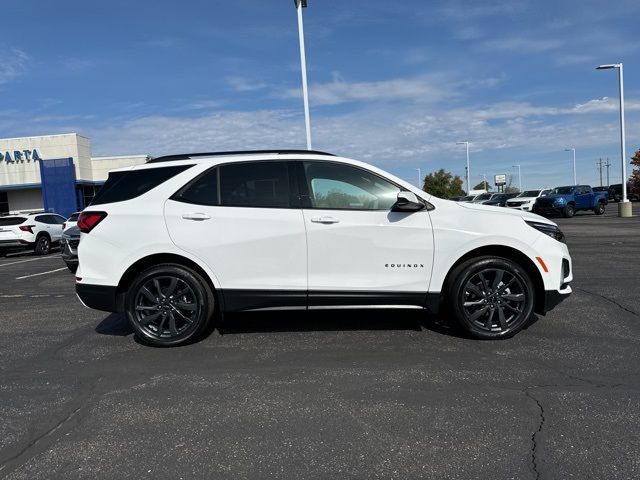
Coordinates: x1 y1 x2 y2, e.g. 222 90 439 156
506 204 533 211
541 286 572 313
533 204 562 215
76 283 120 312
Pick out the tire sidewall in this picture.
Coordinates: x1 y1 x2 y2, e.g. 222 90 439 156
449 257 535 339
126 264 213 347
594 202 605 215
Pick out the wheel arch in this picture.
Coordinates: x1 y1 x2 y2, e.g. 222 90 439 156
441 245 546 315
115 253 221 312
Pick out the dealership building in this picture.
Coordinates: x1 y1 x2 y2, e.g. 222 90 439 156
0 133 149 217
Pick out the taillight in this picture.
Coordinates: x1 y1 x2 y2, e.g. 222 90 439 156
19 225 35 233
77 211 108 233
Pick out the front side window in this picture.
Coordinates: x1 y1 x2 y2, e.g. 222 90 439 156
303 162 400 210
219 161 291 208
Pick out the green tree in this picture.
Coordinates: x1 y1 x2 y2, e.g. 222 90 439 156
422 169 465 198
473 181 492 191
630 149 640 185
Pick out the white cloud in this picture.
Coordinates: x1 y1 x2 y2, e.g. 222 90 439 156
0 47 29 85
226 76 269 92
479 36 562 53
280 73 455 106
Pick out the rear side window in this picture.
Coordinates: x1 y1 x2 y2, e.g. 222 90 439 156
219 161 291 208
0 217 26 226
90 165 193 206
173 168 218 206
35 215 52 224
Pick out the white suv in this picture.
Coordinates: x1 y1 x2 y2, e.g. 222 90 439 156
76 150 572 346
506 189 551 211
0 212 66 256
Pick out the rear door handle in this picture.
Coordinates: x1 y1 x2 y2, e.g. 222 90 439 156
182 212 211 221
310 216 340 224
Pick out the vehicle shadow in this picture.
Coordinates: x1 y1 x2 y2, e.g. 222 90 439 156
95 313 134 336
94 309 540 341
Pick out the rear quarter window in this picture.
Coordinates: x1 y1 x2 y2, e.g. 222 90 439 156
90 165 193 206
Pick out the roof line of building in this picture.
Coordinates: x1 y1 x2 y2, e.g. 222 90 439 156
0 132 90 142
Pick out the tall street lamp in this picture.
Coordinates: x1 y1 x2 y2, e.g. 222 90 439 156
415 168 422 189
512 165 522 192
456 141 470 194
295 0 312 150
564 148 577 185
596 63 631 217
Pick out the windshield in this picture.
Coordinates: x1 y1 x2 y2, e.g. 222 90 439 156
518 190 540 197
551 186 575 194
491 194 506 200
460 196 475 201
475 193 492 200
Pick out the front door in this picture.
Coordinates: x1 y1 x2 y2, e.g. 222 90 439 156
165 160 307 311
300 161 434 307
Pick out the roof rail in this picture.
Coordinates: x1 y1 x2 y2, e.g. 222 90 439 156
147 149 335 164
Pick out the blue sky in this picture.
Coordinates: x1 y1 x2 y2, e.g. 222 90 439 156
2 0 640 190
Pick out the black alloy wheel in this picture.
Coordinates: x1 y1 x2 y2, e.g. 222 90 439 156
448 257 535 339
35 235 51 255
562 204 575 218
126 264 214 347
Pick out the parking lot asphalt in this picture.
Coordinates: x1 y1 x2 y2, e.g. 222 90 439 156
1 204 639 479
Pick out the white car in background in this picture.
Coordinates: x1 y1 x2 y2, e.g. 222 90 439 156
505 189 551 212
75 149 572 347
0 212 66 256
63 212 81 231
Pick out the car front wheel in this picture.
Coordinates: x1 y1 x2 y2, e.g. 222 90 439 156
562 204 575 218
593 202 605 215
126 264 215 347
447 257 535 339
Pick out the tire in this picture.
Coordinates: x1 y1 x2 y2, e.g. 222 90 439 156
66 263 78 273
562 204 575 218
126 263 215 347
0 248 6 258
34 234 51 255
593 202 605 215
447 256 535 339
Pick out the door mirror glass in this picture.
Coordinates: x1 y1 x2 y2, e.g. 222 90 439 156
392 191 424 211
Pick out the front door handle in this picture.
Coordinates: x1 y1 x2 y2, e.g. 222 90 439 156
310 216 340 224
182 212 211 221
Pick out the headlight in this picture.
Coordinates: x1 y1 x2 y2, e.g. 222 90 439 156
525 220 565 243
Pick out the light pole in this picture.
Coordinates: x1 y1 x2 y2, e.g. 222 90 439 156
512 165 522 192
295 0 312 150
597 63 631 217
564 148 577 185
456 141 470 194
415 168 422 189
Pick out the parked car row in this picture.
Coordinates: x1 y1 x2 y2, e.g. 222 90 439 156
450 185 609 218
608 183 640 202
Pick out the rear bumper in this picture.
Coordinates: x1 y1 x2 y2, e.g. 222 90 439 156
76 283 119 312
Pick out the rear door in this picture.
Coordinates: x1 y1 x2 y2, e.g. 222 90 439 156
300 161 434 307
164 160 308 311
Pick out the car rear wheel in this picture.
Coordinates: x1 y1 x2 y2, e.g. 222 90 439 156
447 256 535 339
562 204 575 218
593 202 605 215
34 234 51 255
126 264 215 347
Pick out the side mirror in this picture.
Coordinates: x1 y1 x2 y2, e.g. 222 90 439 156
392 191 425 211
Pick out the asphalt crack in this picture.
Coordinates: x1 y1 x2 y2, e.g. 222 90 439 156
524 389 545 480
574 286 639 318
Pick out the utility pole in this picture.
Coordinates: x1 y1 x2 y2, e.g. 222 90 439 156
597 158 604 187
295 0 312 150
605 157 611 186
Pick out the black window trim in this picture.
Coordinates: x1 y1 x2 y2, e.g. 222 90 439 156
171 159 300 210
